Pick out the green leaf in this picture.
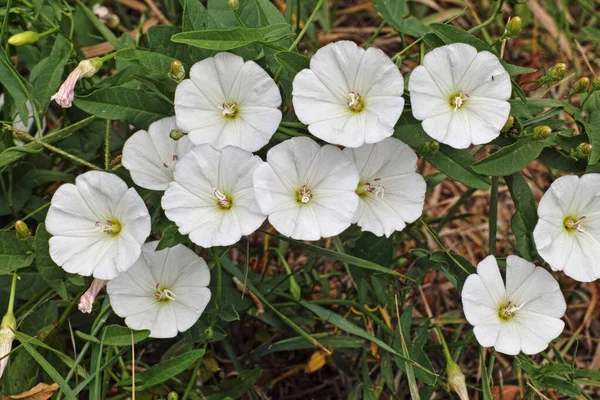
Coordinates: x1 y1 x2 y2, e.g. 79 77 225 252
297 300 437 377
275 51 309 76
14 331 78 400
73 88 171 129
182 0 216 31
264 231 412 280
117 349 205 390
34 223 69 300
156 224 187 251
102 325 151 346
0 48 32 124
471 137 550 176
253 334 364 359
76 0 119 48
394 114 490 189
171 24 293 50
429 23 489 51
75 330 101 344
204 369 262 400
501 61 536 77
218 303 240 322
505 173 537 231
374 0 430 37
0 115 96 168
30 34 72 112
587 111 600 165
116 49 177 76
0 232 34 274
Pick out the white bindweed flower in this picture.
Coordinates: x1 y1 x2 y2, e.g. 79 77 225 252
253 137 360 240
0 313 15 378
162 144 266 247
122 116 193 191
408 43 511 149
462 255 566 355
533 174 600 282
343 137 426 237
78 279 107 313
292 41 405 148
46 171 151 280
174 52 282 152
51 58 102 108
107 241 211 338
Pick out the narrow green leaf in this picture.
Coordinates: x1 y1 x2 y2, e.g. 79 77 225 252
30 35 72 112
429 23 489 51
34 224 69 300
73 88 171 129
75 331 101 344
253 335 364 359
204 369 262 400
117 349 205 390
471 137 549 176
116 49 176 76
76 0 119 48
156 224 187 251
0 232 34 274
275 51 309 76
14 331 77 400
171 24 293 50
374 0 430 37
0 48 32 124
587 111 600 165
102 325 150 346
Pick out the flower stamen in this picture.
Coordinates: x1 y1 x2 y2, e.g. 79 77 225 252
213 188 231 209
449 91 469 112
155 284 177 302
346 92 365 112
297 185 313 204
564 216 586 233
356 178 385 198
498 301 525 320
220 102 238 118
95 219 122 236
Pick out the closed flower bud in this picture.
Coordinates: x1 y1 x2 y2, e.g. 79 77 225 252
571 142 593 159
593 77 600 91
167 392 179 400
506 16 522 37
572 77 591 94
533 125 552 140
51 57 103 108
106 14 121 29
447 361 469 400
501 115 515 132
227 0 239 11
423 140 439 153
169 60 185 82
169 128 185 141
0 313 16 378
540 63 566 84
15 220 30 240
8 31 41 46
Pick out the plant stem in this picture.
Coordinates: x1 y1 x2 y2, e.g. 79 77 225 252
468 0 504 35
104 120 111 170
277 126 306 137
6 272 17 317
488 176 499 256
364 21 385 49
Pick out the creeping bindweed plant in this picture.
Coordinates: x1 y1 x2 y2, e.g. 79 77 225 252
1 0 600 399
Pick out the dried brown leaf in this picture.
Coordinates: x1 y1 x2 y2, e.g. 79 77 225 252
2 383 59 400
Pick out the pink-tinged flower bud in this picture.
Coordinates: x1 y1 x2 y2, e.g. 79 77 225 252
447 361 469 400
93 4 110 19
0 313 16 378
51 58 103 108
78 279 107 313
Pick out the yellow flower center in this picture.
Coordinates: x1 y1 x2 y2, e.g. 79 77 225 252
213 188 232 210
346 92 365 113
297 185 313 204
220 102 238 119
564 215 585 233
96 219 122 237
498 301 525 321
155 285 176 302
356 179 384 198
449 91 469 112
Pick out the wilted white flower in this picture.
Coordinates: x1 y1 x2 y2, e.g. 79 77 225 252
122 116 193 191
462 255 566 355
107 241 211 338
253 137 359 240
533 174 600 282
408 43 511 149
174 52 282 152
292 41 404 148
46 171 151 280
51 58 102 108
0 313 15 378
343 137 426 237
162 144 266 247
78 279 107 313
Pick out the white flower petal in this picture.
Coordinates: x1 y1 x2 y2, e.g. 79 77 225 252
472 321 502 348
492 322 522 355
421 43 478 95
122 116 193 191
514 312 564 355
462 275 501 324
175 52 281 152
459 51 512 99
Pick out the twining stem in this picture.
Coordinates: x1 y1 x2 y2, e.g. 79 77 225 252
489 176 499 256
6 125 101 170
468 0 504 35
274 0 324 81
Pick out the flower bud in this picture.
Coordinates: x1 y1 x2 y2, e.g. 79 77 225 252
79 58 103 78
51 57 103 108
423 140 439 153
571 142 593 159
204 326 213 340
593 77 600 91
540 63 566 84
106 14 121 29
15 220 30 240
7 31 41 46
447 361 469 400
501 115 515 133
506 16 522 37
167 392 179 400
78 279 107 313
170 128 185 141
533 125 552 140
227 0 239 11
168 60 185 82
0 313 16 378
571 77 591 94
